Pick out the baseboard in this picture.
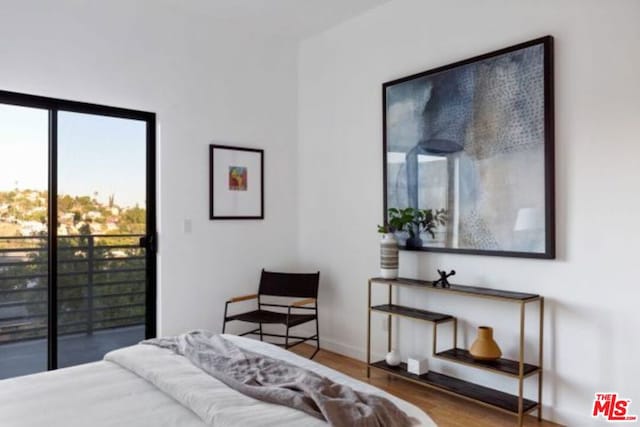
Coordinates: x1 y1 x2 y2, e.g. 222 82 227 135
318 336 385 363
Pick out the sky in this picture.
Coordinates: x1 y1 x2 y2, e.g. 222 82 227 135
0 104 146 208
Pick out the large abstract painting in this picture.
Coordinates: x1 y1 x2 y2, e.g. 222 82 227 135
383 36 554 258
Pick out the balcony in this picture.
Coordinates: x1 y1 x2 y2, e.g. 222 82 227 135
0 234 147 379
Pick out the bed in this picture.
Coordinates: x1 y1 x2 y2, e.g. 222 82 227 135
0 334 435 427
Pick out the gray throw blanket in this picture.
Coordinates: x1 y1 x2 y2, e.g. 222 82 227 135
143 331 416 427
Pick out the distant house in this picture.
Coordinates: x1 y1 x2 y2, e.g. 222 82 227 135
86 211 102 220
89 222 103 234
20 221 46 236
110 250 128 258
26 192 39 202
60 212 75 224
28 206 46 215
106 216 119 231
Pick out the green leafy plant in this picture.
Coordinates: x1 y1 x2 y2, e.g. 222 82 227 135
378 207 447 239
377 208 413 234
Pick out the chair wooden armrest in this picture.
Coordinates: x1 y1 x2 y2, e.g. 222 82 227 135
227 293 258 303
290 297 316 307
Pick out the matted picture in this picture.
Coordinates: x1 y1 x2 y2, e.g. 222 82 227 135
383 36 554 258
210 144 264 219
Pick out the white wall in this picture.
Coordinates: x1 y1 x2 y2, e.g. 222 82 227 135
0 1 300 336
298 0 640 424
3 0 639 424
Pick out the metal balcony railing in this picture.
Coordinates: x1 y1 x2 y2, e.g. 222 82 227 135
0 234 147 344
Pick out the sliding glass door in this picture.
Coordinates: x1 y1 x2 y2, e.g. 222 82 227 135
0 91 156 378
56 111 152 368
0 104 50 377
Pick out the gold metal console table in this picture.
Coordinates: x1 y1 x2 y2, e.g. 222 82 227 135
366 277 544 426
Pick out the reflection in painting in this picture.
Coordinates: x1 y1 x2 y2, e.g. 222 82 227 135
384 39 553 256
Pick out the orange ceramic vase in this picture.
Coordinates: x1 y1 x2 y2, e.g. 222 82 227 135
469 326 502 361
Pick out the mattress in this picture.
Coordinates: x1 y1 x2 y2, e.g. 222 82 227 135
0 334 435 427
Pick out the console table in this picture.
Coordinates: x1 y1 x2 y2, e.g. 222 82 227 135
366 277 543 426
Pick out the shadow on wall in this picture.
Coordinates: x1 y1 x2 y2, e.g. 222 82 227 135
545 299 613 423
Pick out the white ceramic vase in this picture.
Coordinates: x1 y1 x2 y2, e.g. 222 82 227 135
385 349 401 366
380 233 398 279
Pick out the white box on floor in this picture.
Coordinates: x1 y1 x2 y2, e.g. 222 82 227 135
407 357 428 375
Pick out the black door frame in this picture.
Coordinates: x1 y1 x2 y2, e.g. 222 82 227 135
0 90 157 371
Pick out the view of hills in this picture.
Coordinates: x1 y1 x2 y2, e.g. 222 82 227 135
0 189 146 241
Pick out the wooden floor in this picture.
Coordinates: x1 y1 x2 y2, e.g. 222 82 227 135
290 344 562 427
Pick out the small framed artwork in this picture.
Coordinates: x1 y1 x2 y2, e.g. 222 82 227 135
209 144 264 219
383 36 554 258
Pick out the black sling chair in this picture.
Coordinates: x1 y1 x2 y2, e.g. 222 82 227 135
222 269 321 359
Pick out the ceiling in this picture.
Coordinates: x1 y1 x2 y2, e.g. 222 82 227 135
172 0 390 39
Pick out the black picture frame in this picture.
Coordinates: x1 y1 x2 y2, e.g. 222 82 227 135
209 144 264 220
382 36 555 259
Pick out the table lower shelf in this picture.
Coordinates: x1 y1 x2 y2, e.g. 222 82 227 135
434 348 540 378
369 360 538 415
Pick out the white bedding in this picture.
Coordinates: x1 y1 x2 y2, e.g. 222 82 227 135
0 334 435 427
0 359 206 427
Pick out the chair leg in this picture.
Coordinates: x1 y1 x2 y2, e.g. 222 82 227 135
311 310 320 359
222 302 229 334
284 324 290 349
258 296 263 341
285 307 291 350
